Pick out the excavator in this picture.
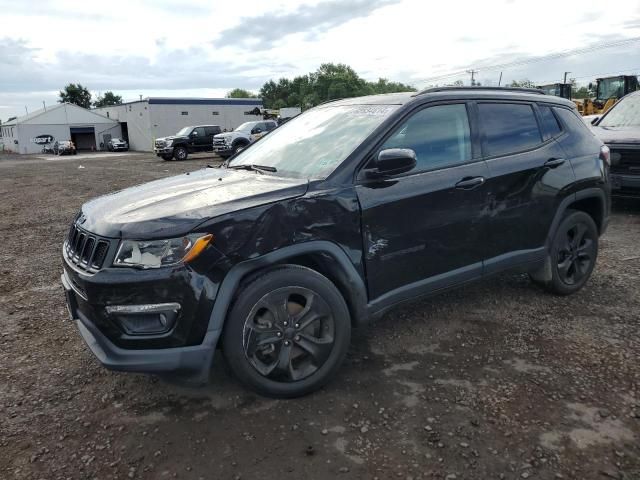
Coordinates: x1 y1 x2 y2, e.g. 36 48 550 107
575 75 639 115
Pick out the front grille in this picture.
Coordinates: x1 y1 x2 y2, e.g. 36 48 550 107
65 223 111 272
213 139 227 147
609 146 640 175
155 140 166 149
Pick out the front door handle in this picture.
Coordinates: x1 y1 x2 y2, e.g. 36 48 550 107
544 157 565 168
455 176 485 190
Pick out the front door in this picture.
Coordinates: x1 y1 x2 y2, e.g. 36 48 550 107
191 126 208 151
356 103 490 304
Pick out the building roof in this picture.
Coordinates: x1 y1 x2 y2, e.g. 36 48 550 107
94 97 264 109
4 102 116 126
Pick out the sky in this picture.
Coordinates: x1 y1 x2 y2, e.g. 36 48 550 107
1 0 640 121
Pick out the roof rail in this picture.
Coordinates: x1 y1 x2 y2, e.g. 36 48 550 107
413 86 546 96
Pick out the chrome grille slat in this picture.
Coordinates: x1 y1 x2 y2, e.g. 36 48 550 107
65 221 112 273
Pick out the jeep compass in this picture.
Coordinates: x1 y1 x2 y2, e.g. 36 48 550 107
62 87 610 398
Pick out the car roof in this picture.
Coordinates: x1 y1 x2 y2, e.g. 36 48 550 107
321 87 576 109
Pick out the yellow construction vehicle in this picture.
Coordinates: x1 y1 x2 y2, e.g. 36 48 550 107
576 75 639 115
537 83 572 99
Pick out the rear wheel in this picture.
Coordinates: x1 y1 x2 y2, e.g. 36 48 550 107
174 146 188 161
532 210 598 295
222 265 351 398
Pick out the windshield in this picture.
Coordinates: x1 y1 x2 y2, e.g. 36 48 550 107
599 94 640 127
176 127 192 136
111 138 123 142
229 104 399 179
597 78 625 101
234 122 257 132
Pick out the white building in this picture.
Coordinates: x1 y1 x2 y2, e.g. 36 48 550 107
94 97 264 152
0 103 121 154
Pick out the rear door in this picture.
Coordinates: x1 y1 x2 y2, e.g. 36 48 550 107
478 101 574 273
356 102 490 303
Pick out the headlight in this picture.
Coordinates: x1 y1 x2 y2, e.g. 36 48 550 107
165 139 173 147
113 234 213 268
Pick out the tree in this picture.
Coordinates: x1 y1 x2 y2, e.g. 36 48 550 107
58 83 92 108
226 88 257 98
93 91 123 108
259 63 415 109
508 79 536 88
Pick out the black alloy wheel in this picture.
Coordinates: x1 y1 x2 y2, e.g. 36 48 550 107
174 146 188 161
535 210 599 295
223 265 351 398
242 286 335 382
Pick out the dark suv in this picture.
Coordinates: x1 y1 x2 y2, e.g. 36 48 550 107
590 90 640 196
154 125 222 161
62 88 610 398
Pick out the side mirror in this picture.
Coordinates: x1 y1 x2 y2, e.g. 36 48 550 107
190 131 198 137
367 148 417 178
590 116 601 125
251 127 262 134
588 82 593 91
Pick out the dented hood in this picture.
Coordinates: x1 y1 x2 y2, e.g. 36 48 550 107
80 168 308 238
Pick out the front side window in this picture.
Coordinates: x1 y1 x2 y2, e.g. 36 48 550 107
479 103 542 157
193 127 206 137
230 104 399 179
598 93 640 127
381 103 471 172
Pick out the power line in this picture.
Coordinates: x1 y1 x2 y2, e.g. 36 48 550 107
529 66 640 86
414 36 640 85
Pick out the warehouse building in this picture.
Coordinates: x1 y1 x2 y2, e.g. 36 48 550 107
94 97 264 152
0 103 121 154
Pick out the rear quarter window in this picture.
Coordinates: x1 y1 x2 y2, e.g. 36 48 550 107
478 103 542 157
538 105 563 140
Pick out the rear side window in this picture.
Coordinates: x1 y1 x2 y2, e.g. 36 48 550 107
204 126 221 136
553 107 593 134
381 103 471 172
538 105 562 139
478 103 542 157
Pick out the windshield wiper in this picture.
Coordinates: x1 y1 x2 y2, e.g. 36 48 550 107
228 164 277 174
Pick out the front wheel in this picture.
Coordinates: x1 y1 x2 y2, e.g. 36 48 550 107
222 265 351 398
533 210 598 295
173 146 188 161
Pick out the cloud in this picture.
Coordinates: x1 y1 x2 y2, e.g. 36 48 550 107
215 0 401 50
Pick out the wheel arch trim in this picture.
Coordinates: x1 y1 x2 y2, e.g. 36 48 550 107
206 241 369 337
546 187 606 249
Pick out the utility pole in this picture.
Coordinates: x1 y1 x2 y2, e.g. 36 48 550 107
498 72 503 87
563 71 571 84
42 101 46 111
467 69 478 86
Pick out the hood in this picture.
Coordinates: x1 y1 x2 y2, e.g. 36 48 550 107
81 168 308 238
157 135 188 142
591 125 640 145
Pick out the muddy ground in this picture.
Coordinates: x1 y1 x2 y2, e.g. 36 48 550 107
0 151 638 480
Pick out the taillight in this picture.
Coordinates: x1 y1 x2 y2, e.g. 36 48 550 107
599 145 610 166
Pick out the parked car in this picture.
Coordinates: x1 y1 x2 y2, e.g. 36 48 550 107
106 137 129 152
54 140 76 155
589 90 640 197
212 120 277 158
154 125 222 161
62 87 610 398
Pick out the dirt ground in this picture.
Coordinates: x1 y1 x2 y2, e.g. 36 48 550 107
0 151 638 480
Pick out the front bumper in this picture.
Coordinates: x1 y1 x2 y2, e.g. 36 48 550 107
154 147 173 155
212 144 233 156
111 145 128 151
610 173 640 196
61 254 222 379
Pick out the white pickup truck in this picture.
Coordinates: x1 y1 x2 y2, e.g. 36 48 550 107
212 120 278 158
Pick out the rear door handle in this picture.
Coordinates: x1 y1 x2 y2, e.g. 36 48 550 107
455 176 485 190
544 158 565 168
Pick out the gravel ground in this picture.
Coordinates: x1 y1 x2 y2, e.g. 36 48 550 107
1 151 638 480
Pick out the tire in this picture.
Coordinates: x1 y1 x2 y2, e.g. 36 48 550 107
533 209 598 295
222 265 351 398
173 146 188 161
232 141 249 155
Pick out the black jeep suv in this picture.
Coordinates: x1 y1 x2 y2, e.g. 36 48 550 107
62 88 610 398
154 125 222 161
